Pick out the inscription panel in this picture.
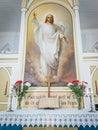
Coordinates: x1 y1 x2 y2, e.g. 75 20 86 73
22 87 78 108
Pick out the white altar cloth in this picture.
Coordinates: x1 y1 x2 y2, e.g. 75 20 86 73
0 108 98 127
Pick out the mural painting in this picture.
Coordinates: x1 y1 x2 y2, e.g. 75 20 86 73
24 3 76 86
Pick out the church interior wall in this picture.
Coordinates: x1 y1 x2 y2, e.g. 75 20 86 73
0 0 98 111
81 28 98 106
0 32 20 54
81 28 98 53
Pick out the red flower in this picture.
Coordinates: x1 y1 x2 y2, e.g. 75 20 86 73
15 80 22 85
14 80 22 93
72 80 80 84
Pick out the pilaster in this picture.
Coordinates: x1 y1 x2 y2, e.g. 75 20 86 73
18 7 27 80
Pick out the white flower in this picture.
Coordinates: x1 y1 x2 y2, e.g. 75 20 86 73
67 82 73 86
24 81 31 87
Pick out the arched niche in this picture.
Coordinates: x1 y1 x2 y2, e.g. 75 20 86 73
17 0 83 109
24 0 77 86
0 67 11 110
23 0 78 86
92 67 98 103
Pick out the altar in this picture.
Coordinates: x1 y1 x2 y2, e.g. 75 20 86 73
0 108 98 130
0 0 98 130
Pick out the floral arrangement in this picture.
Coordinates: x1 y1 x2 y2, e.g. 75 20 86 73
67 80 88 109
13 80 31 109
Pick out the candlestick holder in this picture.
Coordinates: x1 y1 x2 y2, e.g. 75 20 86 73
89 94 95 112
7 94 13 112
88 88 95 112
7 89 14 112
94 92 98 111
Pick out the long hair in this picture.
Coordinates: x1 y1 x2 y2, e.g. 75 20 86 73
45 14 54 23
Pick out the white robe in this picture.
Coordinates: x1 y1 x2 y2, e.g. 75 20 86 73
33 20 64 77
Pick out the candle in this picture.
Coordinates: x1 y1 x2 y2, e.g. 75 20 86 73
95 80 98 94
5 81 8 95
82 81 84 92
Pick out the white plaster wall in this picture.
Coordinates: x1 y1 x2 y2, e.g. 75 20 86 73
79 28 98 110
0 32 20 54
81 28 98 52
0 60 19 110
0 31 20 110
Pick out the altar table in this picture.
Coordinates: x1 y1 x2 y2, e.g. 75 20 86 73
0 108 98 130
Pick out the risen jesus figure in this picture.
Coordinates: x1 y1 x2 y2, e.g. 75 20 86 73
32 13 68 82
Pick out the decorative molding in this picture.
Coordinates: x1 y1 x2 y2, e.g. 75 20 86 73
83 53 98 59
28 87 71 92
22 0 28 8
0 67 11 78
0 102 8 104
0 54 18 60
73 0 79 7
26 0 74 17
89 66 96 75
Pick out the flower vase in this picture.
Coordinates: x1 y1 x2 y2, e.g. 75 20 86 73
77 97 82 109
77 97 82 110
17 98 22 109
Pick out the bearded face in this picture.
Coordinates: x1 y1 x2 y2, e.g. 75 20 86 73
45 14 54 24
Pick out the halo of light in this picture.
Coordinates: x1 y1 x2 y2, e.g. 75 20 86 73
42 12 56 22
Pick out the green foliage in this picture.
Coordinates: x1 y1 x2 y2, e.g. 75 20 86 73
68 80 87 109
70 83 84 100
69 83 84 109
13 80 31 109
17 86 28 101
